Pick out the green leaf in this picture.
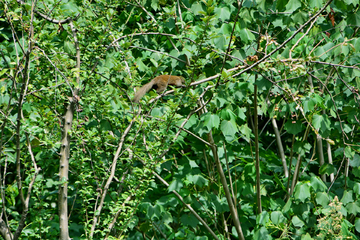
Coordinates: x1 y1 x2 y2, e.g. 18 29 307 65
345 146 355 158
340 220 353 237
353 182 360 195
319 163 336 175
354 167 360 178
29 112 40 121
214 7 230 21
293 12 307 25
283 199 292 213
151 0 159 10
239 28 255 43
168 179 183 192
303 98 316 113
220 120 237 139
235 107 246 121
309 0 322 8
284 120 303 135
285 0 301 12
184 115 198 129
136 58 147 72
221 24 233 39
346 202 360 215
272 17 284 28
64 41 75 55
188 159 199 168
301 233 314 240
151 107 166 117
215 97 227 108
210 194 229 213
139 221 151 232
100 120 111 131
60 2 80 14
355 218 360 233
213 35 227 51
180 214 199 228
253 226 271 240
294 182 310 203
161 211 173 225
271 211 286 225
45 178 57 188
186 174 208 187
23 102 32 113
191 3 205 16
203 113 220 130
347 12 360 26
310 176 327 192
257 211 269 226
341 190 354 205
315 192 330 207
220 108 237 121
239 124 251 140
313 94 324 106
312 114 331 131
221 69 230 79
69 222 83 233
349 154 360 167
354 38 360 52
256 77 273 91
105 53 115 68
147 204 162 219
292 215 305 228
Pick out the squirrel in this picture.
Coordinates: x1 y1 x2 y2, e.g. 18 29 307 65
132 75 185 103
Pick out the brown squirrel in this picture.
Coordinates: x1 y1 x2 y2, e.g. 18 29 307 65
133 75 185 103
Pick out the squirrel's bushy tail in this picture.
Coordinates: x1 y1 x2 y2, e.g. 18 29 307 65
132 81 154 103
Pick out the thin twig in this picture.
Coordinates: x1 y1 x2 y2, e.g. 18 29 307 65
89 107 141 237
232 0 333 78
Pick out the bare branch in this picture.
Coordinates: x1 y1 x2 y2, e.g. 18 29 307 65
58 19 81 240
89 108 141 238
311 60 360 70
13 0 37 239
232 0 333 78
17 0 80 24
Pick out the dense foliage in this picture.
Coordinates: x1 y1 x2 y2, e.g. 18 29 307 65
1 0 360 239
